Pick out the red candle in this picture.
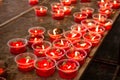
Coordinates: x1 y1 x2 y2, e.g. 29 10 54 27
66 48 87 65
60 0 72 6
88 25 105 36
97 0 107 7
28 0 39 6
71 24 88 35
64 30 82 42
53 39 71 51
51 9 65 20
26 35 44 48
32 41 52 57
80 0 91 2
111 0 120 9
63 6 72 15
34 6 48 17
51 2 62 12
15 52 37 72
81 19 97 28
71 0 77 4
45 48 65 61
34 57 56 77
7 38 27 55
83 33 102 47
92 13 107 23
56 59 80 79
80 7 94 17
28 26 46 37
99 2 113 9
99 8 113 17
72 40 92 54
73 12 88 23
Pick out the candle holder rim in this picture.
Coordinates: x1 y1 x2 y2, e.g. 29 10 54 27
80 7 95 12
34 5 48 10
28 26 46 35
56 59 80 73
47 29 65 35
92 13 108 18
81 19 98 26
7 38 28 48
73 12 88 18
65 48 87 60
34 57 56 70
14 52 37 65
31 40 52 50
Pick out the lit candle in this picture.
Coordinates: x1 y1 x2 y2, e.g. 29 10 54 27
34 57 56 77
60 0 71 6
111 0 120 9
51 2 62 12
7 38 27 55
28 0 39 6
63 6 72 15
56 59 80 79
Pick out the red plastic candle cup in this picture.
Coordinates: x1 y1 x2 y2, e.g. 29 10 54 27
83 33 102 47
53 39 71 51
56 59 80 79
80 7 94 18
32 41 52 57
51 2 62 12
92 13 107 23
26 35 44 48
15 52 37 72
34 6 48 17
34 57 56 77
71 24 88 35
60 0 72 6
73 12 88 23
51 9 65 20
7 38 27 55
111 0 120 9
80 0 91 3
0 77 6 80
66 48 87 65
97 0 110 7
99 2 113 9
72 40 92 54
28 0 39 6
45 47 65 61
63 6 72 15
88 25 105 36
47 28 64 42
71 0 77 4
63 30 82 42
28 26 46 37
81 19 97 28
100 19 113 30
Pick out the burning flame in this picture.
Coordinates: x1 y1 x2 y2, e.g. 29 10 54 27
101 0 104 2
80 43 86 47
72 33 77 37
78 27 81 31
50 52 55 56
96 26 99 32
53 29 57 35
16 44 19 47
43 63 47 66
42 45 45 50
67 65 72 69
105 22 111 26
60 40 64 45
91 36 96 41
113 0 117 4
88 23 93 26
26 59 29 63
35 30 37 33
75 51 80 57
40 7 43 11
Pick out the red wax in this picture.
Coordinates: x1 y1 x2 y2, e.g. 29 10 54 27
71 24 87 35
45 48 65 60
72 40 92 53
83 33 101 47
8 40 27 55
80 7 94 17
27 35 44 48
99 8 112 17
71 0 77 4
64 31 82 42
35 58 56 77
80 0 91 3
63 6 72 15
52 10 64 20
51 2 62 12
17 58 34 72
34 6 47 17
32 41 51 57
111 0 120 9
29 0 39 6
66 49 87 65
73 12 88 23
28 27 45 37
60 0 71 6
57 59 79 79
53 39 71 51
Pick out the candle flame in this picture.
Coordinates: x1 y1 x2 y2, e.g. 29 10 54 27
34 38 37 41
75 51 79 57
35 30 37 33
96 26 99 32
68 65 72 69
72 33 77 38
16 44 19 47
105 22 111 26
98 14 101 21
43 63 47 66
40 7 43 11
91 36 96 41
26 59 29 63
50 52 55 56
61 40 64 45
78 27 81 31
114 0 117 4
104 3 107 8
53 29 57 35
42 45 45 50
101 0 104 2
88 23 93 26
80 43 86 47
